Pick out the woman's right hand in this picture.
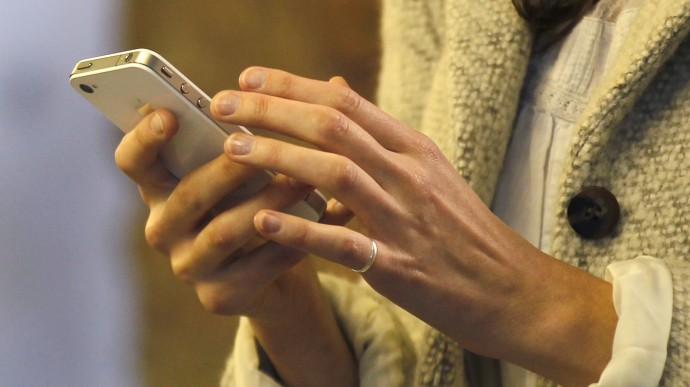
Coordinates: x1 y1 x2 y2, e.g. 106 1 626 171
113 108 348 322
115 108 359 387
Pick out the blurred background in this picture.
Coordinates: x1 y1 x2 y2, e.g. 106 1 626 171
1 1 379 387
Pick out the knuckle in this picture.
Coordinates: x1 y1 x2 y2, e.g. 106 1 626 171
219 156 245 176
197 287 236 315
392 252 425 283
412 172 437 203
334 86 362 115
113 145 135 176
134 119 158 148
217 156 257 184
170 257 195 283
338 235 365 263
275 71 295 95
413 132 443 161
264 142 283 166
317 109 351 142
252 94 271 123
393 162 439 206
144 218 169 253
205 226 239 251
330 158 359 191
289 222 310 247
169 181 204 215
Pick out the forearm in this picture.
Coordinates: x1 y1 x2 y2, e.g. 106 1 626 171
422 221 617 387
249 260 358 387
457 241 618 387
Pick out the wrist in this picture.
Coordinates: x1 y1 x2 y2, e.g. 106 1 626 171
247 259 323 327
506 256 617 386
248 261 358 387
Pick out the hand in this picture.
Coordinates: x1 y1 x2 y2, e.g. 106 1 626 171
114 109 359 387
212 67 618 386
113 109 349 320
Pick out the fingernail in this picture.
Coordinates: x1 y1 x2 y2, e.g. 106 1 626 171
258 212 282 234
226 134 255 155
241 69 266 89
215 93 239 116
333 200 348 213
151 112 164 134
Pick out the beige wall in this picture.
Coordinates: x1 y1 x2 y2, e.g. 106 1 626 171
126 1 381 99
124 2 380 386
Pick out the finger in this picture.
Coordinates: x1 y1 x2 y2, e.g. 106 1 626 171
328 76 350 88
193 241 306 316
211 89 396 174
177 174 315 278
224 132 399 220
114 109 178 205
320 198 354 226
235 67 417 152
254 210 384 276
213 90 406 188
156 153 264 239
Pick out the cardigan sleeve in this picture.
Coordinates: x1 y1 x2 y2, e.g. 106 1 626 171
658 259 690 384
220 274 416 386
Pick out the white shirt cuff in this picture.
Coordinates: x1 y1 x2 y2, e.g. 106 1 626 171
590 256 673 387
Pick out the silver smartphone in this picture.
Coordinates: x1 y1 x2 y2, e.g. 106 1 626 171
70 49 326 221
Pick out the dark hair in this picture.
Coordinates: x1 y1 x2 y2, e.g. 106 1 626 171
512 0 599 45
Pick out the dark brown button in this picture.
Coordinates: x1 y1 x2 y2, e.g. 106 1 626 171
567 186 620 239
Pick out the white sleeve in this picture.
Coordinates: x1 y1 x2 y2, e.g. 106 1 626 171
220 274 416 386
590 256 673 387
221 318 283 387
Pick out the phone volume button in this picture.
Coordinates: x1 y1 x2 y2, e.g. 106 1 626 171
180 83 191 94
77 62 93 70
196 97 209 109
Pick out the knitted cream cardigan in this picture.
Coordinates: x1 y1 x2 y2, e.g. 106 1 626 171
376 0 690 385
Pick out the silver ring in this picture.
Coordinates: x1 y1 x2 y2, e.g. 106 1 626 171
352 239 378 273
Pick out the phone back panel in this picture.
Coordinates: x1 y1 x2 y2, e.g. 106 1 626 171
69 50 326 221
69 63 243 179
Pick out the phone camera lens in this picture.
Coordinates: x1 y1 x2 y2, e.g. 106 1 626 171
79 84 94 94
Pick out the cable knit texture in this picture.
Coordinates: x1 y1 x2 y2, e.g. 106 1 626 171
377 0 690 385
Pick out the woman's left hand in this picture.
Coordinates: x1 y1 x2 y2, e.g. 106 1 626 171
211 67 617 386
